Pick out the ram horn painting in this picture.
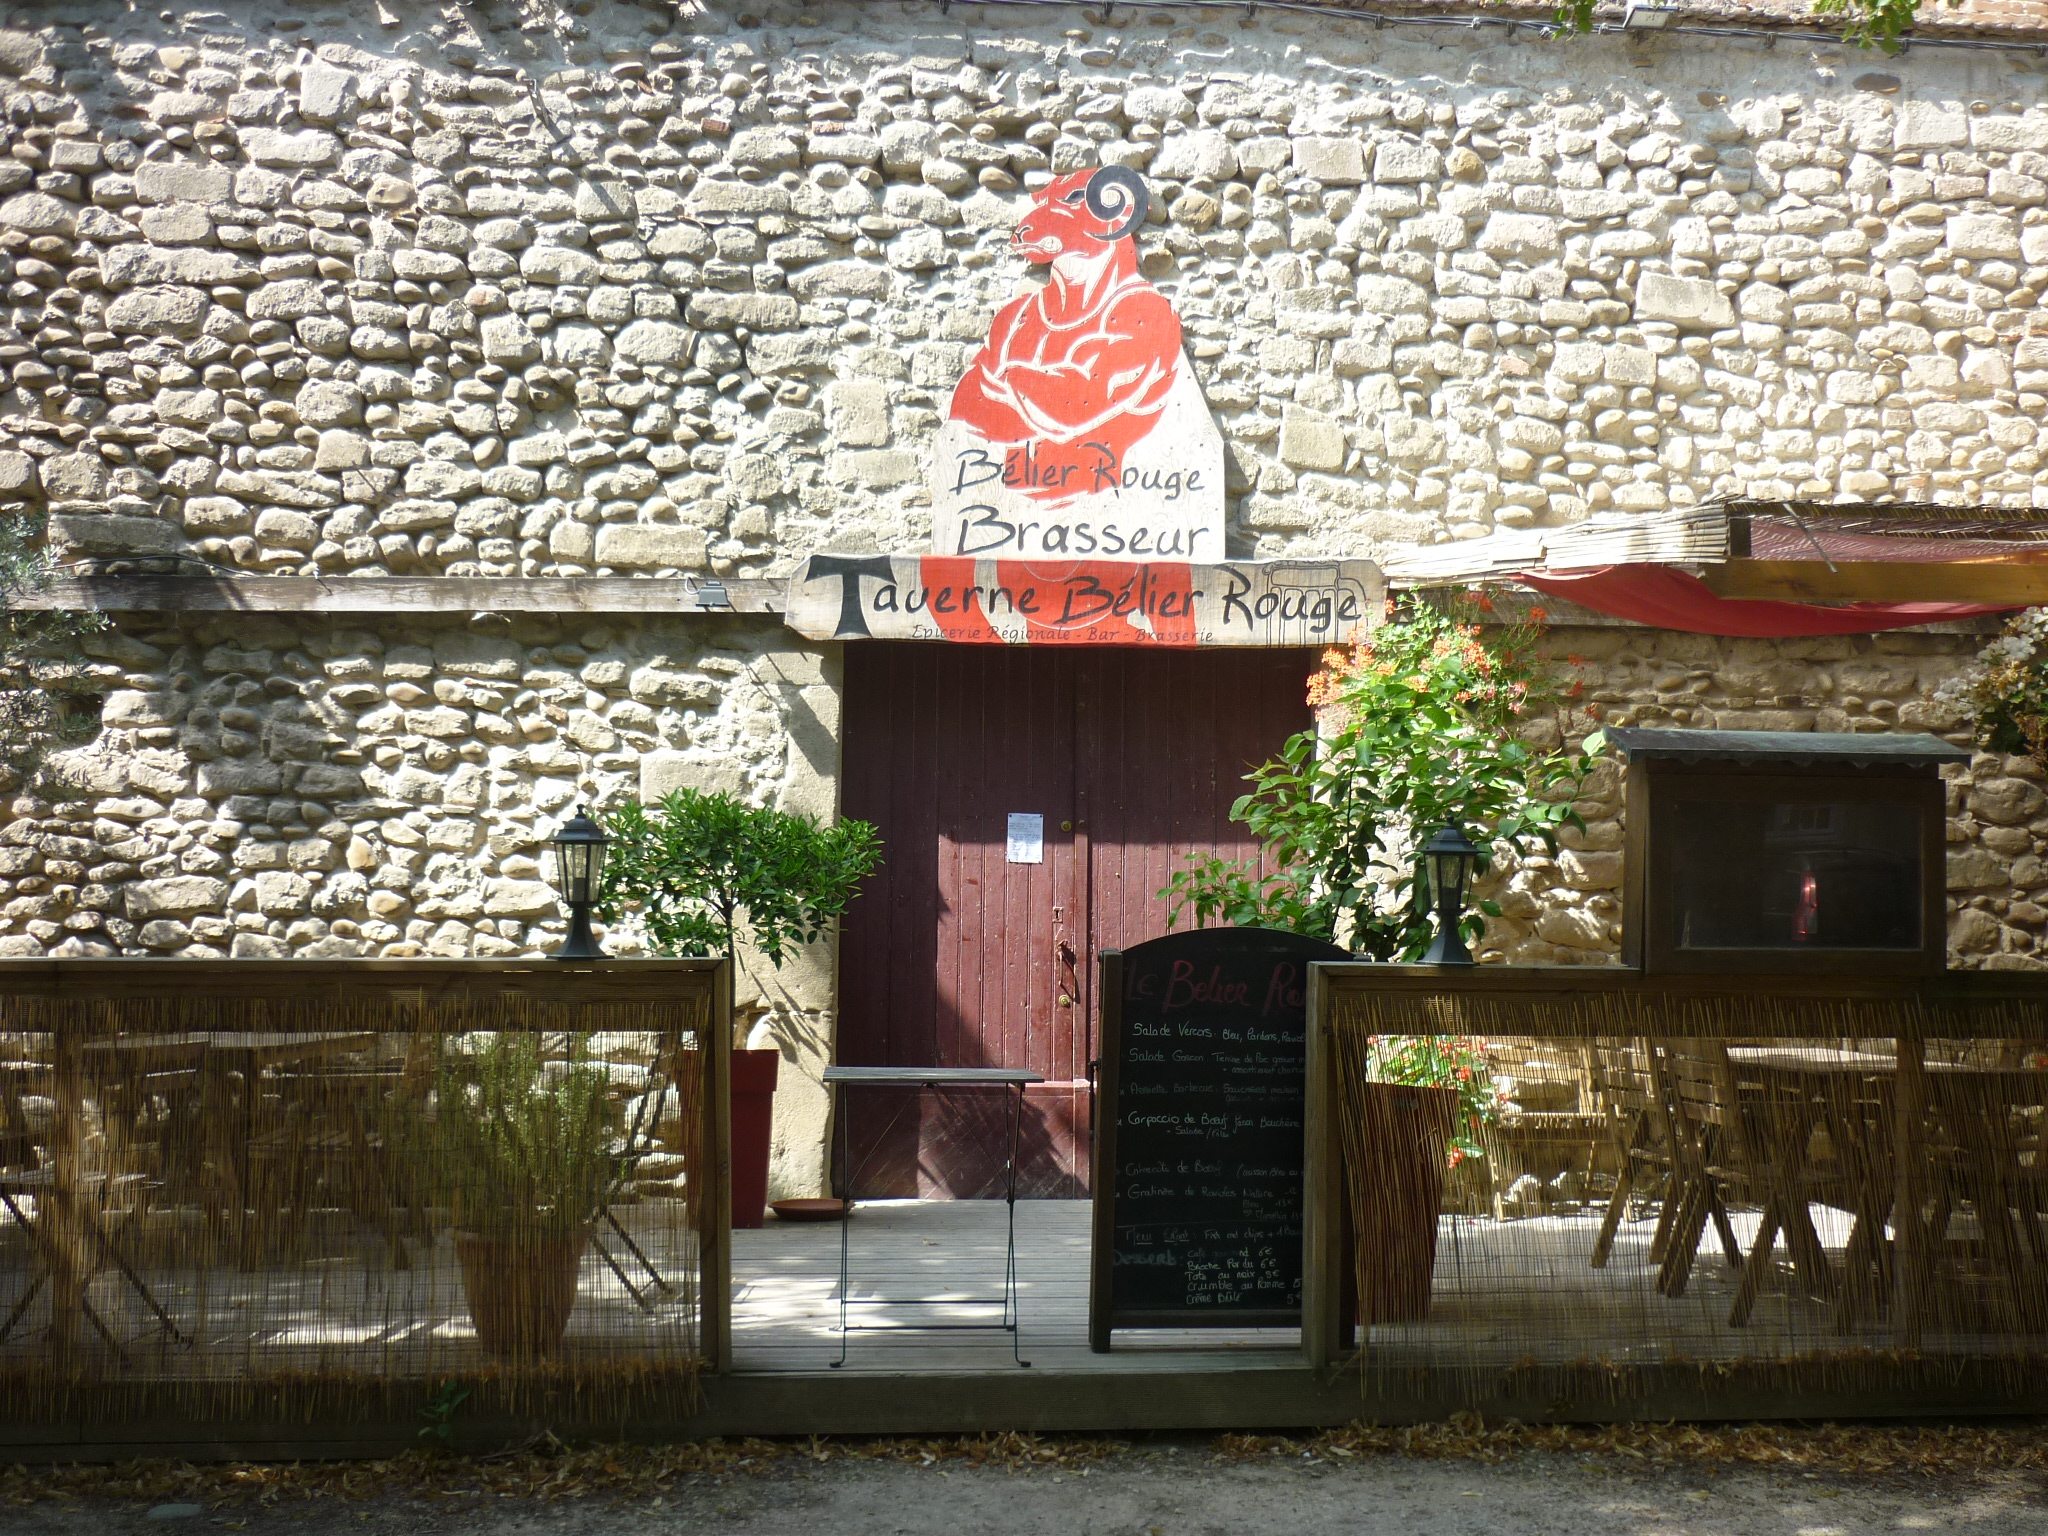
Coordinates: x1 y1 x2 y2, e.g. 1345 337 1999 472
930 167 1227 563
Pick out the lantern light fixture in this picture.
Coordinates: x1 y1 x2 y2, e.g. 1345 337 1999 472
549 805 610 961
1419 823 1482 967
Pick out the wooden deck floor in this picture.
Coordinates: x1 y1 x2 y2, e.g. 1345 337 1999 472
1 1197 2024 1382
0 1206 703 1376
733 1198 1298 1374
729 1198 1935 1377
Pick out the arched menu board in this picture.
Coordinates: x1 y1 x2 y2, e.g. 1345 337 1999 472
1088 926 1348 1350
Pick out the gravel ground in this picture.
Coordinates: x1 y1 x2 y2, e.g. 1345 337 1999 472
2 1437 2045 1536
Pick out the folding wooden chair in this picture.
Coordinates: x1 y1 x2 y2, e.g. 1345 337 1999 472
1671 1041 1849 1327
1587 1039 1673 1269
0 1137 187 1357
1479 1041 1606 1219
587 1030 701 1311
1643 1039 1751 1299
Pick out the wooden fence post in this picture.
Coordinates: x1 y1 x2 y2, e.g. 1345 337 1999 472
1301 961 1345 1373
1893 1025 1926 1351
1088 949 1123 1354
702 958 734 1374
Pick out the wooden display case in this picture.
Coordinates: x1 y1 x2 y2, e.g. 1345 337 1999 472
1609 728 1971 977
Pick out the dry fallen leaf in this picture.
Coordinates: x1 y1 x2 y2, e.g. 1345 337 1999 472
1 1419 2044 1507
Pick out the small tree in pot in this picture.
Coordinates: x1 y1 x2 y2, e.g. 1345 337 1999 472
417 1032 623 1360
1163 596 1600 1319
1162 595 1602 959
595 790 882 1225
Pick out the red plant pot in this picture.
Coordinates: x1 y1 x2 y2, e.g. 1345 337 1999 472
730 1048 780 1229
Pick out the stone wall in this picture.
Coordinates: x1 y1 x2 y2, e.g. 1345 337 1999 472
0 1 2045 573
4 610 841 1195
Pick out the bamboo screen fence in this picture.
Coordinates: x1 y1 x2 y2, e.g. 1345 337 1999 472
1310 968 2048 1412
0 960 725 1434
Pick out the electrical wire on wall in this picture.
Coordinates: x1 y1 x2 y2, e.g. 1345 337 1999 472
893 0 2048 57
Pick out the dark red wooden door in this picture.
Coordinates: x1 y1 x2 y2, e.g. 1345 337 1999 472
837 644 1314 1198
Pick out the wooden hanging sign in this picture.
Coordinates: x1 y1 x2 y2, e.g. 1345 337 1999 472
784 556 1384 647
932 167 1226 563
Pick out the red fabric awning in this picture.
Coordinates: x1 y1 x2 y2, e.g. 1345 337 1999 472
1516 564 2024 637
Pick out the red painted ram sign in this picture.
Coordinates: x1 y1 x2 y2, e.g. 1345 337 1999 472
931 167 1226 562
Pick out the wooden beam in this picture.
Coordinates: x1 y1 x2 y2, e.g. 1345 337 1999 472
1088 949 1123 1354
12 1354 2048 1454
0 956 723 1007
1701 559 2047 605
1893 1029 1928 1352
19 575 788 616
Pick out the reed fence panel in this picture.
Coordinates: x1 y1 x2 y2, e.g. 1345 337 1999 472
0 960 727 1435
1307 966 2048 1414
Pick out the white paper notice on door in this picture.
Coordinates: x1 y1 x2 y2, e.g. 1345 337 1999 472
1006 813 1044 864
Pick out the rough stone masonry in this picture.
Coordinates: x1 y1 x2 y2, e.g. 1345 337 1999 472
1 0 2046 1193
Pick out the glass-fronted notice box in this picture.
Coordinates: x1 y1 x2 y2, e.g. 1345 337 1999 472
1610 728 1970 976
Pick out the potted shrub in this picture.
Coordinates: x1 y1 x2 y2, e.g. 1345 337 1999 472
1941 608 2048 770
417 1032 623 1360
1156 599 1596 1321
1348 1035 1506 1322
597 789 881 1226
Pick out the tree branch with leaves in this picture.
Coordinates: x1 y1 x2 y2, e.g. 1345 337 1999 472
1550 0 1949 50
1163 596 1603 960
0 509 106 790
595 788 883 968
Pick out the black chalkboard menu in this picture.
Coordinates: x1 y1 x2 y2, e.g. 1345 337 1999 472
1088 926 1348 1349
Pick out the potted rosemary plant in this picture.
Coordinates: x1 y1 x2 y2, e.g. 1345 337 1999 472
418 1032 623 1360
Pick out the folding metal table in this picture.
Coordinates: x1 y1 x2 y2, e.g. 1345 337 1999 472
821 1065 1042 1368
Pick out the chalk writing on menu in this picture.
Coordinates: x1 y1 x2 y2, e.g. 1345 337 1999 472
1107 927 1348 1319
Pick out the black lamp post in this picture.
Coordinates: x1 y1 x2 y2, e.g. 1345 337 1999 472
1418 823 1481 966
549 805 610 960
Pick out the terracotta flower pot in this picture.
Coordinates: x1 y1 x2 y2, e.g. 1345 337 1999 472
453 1226 592 1359
1351 1083 1458 1324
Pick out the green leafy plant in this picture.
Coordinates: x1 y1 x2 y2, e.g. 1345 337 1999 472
1938 608 2048 769
412 1032 623 1244
596 789 882 965
1809 0 1956 51
1163 596 1601 960
1547 0 1947 51
418 1380 471 1446
1369 1035 1509 1165
0 510 108 784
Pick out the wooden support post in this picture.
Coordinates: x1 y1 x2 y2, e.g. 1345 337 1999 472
1088 950 1123 1354
1300 960 1345 1374
1893 1027 1926 1351
48 1022 85 1365
702 959 734 1374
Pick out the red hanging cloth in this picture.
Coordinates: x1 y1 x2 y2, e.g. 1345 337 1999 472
1515 564 2023 638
